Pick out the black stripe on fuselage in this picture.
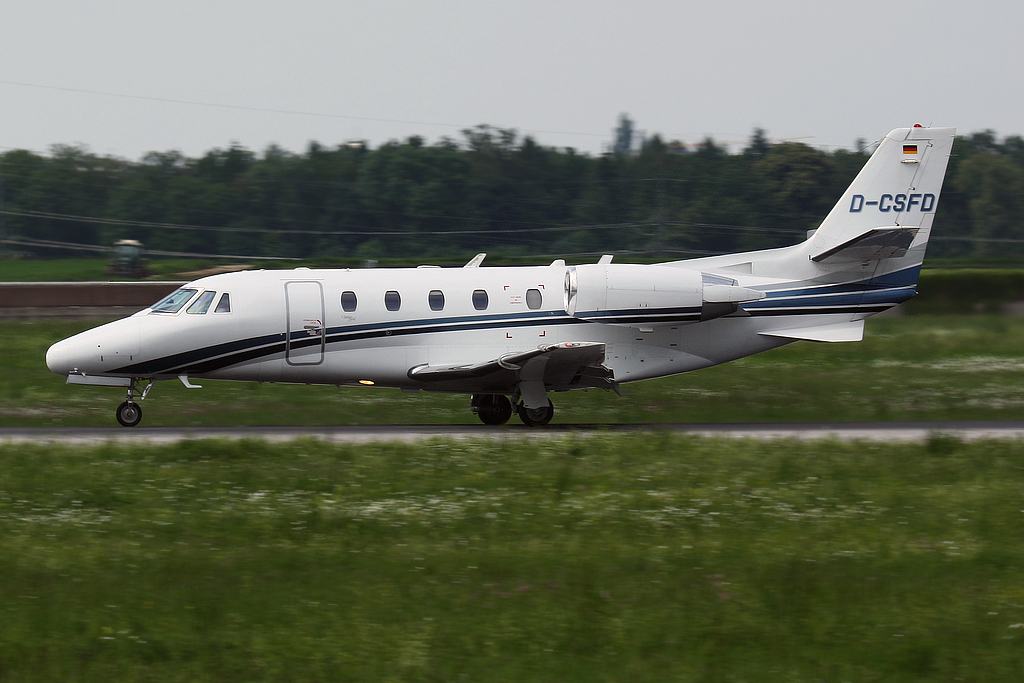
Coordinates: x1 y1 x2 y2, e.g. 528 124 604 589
575 307 703 325
112 333 286 376
112 311 577 376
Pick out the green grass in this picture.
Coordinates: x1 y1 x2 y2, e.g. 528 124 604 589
1 435 1023 681
6 315 1024 427
0 258 241 281
910 269 1024 315
0 258 112 282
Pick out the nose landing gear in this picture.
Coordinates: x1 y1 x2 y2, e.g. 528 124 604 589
116 378 154 427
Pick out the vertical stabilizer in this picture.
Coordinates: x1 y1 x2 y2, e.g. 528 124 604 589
662 126 956 283
806 126 955 268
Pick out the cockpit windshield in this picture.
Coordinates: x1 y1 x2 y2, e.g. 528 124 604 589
150 288 198 314
186 291 217 315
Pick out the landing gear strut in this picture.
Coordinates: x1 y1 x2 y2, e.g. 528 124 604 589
116 378 154 427
471 394 513 425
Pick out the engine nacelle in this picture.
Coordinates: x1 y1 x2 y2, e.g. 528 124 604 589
564 264 764 327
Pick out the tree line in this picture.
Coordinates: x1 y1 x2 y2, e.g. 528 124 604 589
2 124 1023 262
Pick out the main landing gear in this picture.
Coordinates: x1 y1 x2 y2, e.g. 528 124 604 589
116 378 154 427
471 394 513 425
516 403 554 427
471 394 554 427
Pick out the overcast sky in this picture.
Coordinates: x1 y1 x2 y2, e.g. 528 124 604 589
1 0 1019 160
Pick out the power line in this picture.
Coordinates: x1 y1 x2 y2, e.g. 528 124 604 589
0 208 652 237
2 235 730 261
1 236 294 260
0 79 608 140
0 207 810 240
0 157 6 256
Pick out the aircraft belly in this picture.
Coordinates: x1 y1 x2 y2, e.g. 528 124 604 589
202 360 265 382
258 353 286 383
601 323 709 382
316 345 413 385
696 315 844 365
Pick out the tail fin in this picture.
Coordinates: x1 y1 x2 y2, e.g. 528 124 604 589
665 126 956 282
806 125 956 270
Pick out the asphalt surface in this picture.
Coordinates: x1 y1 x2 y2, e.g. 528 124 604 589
4 421 1024 445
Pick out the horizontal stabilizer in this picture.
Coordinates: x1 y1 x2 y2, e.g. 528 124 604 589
759 319 864 343
811 227 919 263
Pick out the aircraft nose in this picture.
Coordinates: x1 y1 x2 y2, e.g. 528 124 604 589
46 339 70 376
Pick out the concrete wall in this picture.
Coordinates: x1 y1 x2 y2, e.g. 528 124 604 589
0 282 185 319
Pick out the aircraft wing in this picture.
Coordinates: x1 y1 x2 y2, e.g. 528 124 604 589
407 341 613 390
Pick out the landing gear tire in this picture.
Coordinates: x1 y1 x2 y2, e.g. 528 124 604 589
472 394 513 425
116 401 143 427
517 402 554 427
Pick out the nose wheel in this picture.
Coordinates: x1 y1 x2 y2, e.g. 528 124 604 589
115 378 154 427
116 401 143 427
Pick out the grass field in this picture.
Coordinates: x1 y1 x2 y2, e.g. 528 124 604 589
5 314 1024 680
2 434 1023 681
0 258 232 282
4 315 1024 427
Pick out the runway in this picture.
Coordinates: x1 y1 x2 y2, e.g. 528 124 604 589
4 421 1024 445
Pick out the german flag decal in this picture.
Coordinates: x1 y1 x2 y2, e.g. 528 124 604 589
903 144 918 154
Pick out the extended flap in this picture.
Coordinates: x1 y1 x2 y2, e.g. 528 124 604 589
758 319 864 343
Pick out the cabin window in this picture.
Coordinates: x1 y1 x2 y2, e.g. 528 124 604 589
151 288 198 314
526 288 542 310
187 291 217 315
384 290 401 311
214 292 231 313
341 290 357 312
428 290 445 311
472 289 489 311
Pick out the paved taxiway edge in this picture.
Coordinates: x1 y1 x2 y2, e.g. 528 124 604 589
5 421 1024 445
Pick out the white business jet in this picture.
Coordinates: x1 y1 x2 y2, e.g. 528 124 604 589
46 126 955 427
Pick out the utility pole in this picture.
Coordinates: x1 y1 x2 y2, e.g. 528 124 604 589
0 156 6 257
650 177 667 257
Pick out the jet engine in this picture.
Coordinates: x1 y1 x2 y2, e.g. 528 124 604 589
564 264 764 326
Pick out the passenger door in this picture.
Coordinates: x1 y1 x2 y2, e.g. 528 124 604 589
285 280 325 365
